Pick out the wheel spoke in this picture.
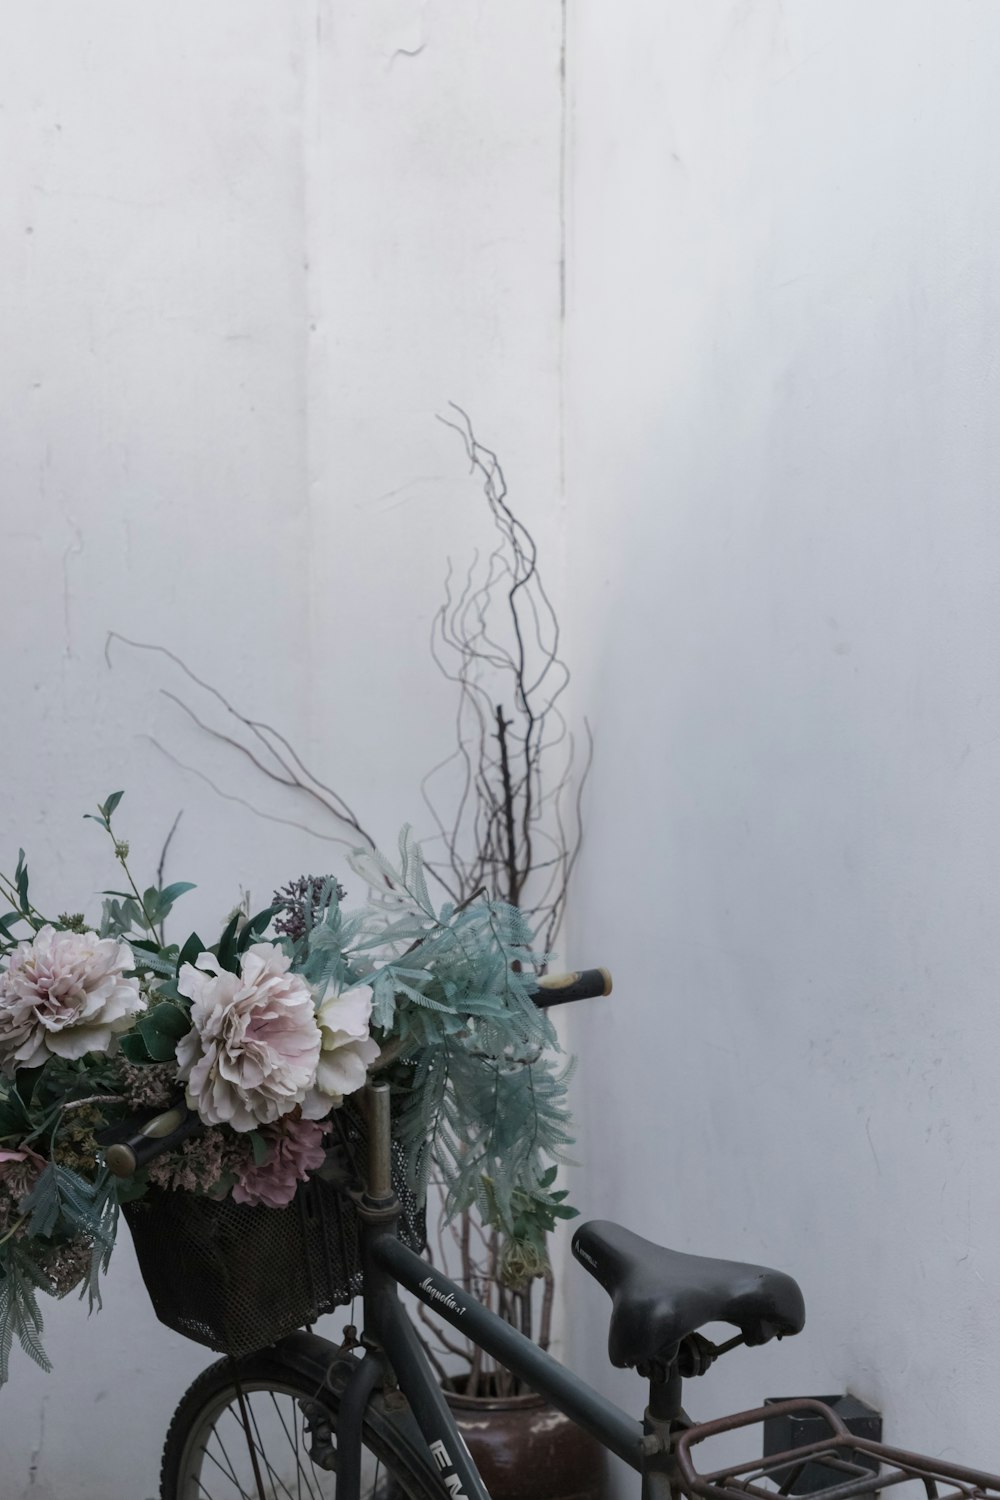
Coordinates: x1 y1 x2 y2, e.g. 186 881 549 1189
244 1396 302 1500
165 1368 424 1500
199 1420 253 1499
266 1390 320 1500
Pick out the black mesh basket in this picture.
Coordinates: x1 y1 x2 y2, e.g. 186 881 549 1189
122 1103 425 1357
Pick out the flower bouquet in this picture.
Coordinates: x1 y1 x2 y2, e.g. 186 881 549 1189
0 794 573 1380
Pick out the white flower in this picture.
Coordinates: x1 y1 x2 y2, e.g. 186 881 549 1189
176 944 323 1132
0 925 145 1071
304 983 380 1114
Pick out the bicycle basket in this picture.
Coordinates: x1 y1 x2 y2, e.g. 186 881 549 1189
122 1101 425 1358
675 1399 1000 1500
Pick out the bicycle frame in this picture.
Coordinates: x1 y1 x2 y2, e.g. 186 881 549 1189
304 1085 1000 1500
331 1083 672 1500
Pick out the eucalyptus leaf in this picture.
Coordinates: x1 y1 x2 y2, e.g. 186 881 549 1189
12 1068 42 1107
118 1033 153 1065
158 881 196 908
14 851 28 912
136 1018 181 1063
237 904 279 952
176 931 206 971
215 911 242 974
249 1131 270 1167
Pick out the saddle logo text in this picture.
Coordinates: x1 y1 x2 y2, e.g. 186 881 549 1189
419 1276 465 1317
430 1439 469 1499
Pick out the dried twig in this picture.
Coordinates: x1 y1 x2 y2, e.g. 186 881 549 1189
155 809 183 945
106 632 376 851
426 405 588 953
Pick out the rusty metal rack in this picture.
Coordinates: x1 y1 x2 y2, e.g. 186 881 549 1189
675 1399 1000 1500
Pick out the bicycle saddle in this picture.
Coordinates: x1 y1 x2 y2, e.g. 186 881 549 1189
572 1220 805 1370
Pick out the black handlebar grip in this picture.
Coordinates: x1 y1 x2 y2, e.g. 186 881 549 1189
103 1102 202 1178
529 967 613 1008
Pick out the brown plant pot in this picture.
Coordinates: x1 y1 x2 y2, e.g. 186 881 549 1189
444 1387 608 1500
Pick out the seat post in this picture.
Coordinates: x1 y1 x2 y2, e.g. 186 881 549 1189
645 1361 684 1432
640 1363 686 1500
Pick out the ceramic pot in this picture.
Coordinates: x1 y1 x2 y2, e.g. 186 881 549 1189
444 1387 607 1500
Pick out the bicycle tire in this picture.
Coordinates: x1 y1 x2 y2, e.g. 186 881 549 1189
160 1339 447 1500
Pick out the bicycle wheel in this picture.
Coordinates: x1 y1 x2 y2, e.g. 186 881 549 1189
161 1347 445 1500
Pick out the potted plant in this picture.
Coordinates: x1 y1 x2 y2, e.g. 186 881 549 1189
106 412 604 1497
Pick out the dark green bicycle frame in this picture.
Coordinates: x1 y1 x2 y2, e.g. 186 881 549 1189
327 1079 673 1500
330 1206 672 1500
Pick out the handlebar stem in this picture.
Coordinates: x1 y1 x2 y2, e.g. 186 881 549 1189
364 1080 394 1204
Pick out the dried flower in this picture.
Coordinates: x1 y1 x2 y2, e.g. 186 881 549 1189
0 926 145 1072
51 1108 102 1177
0 1146 46 1203
232 1115 327 1209
114 1058 177 1111
147 1127 251 1195
273 876 346 943
499 1236 548 1291
36 1236 93 1297
176 945 323 1131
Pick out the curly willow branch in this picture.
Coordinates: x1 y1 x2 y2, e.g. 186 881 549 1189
105 411 589 941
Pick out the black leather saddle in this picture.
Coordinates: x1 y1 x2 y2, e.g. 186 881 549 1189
572 1220 805 1370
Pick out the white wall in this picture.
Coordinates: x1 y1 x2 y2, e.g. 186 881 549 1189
0 4 563 1495
7 0 1000 1493
564 0 1000 1476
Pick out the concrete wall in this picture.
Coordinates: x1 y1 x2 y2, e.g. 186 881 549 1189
6 0 1000 1493
563 0 1000 1476
0 5 563 1495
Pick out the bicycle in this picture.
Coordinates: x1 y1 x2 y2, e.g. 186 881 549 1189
107 971 1000 1500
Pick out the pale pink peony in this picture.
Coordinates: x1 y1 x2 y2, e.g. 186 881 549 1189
0 926 145 1072
305 984 379 1114
231 1116 328 1209
176 945 323 1131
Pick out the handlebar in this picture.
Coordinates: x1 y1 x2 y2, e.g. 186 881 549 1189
102 967 612 1178
529 967 612 1007
100 1101 203 1177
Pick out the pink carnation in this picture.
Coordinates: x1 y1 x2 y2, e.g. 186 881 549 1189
231 1116 327 1209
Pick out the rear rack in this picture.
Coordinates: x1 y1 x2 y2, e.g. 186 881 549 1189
675 1399 1000 1500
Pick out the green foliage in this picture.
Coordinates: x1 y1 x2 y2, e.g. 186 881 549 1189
0 1085 31 1142
0 1249 52 1382
498 1166 579 1253
0 1165 119 1373
19 1163 116 1252
305 834 574 1238
177 930 206 970
0 849 43 956
238 905 282 952
83 790 124 833
98 895 146 939
136 1002 190 1062
14 849 30 916
248 1131 270 1167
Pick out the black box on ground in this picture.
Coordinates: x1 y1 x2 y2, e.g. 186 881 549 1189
763 1394 882 1495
